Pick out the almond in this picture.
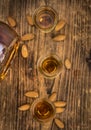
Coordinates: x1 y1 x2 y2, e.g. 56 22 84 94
7 16 16 27
65 59 71 69
26 14 34 25
53 35 66 42
55 118 64 129
21 44 28 58
54 101 66 107
21 33 34 41
24 91 38 98
48 92 57 102
56 108 65 113
18 104 30 111
55 20 66 31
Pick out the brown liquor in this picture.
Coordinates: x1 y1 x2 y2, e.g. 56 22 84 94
33 99 55 122
41 57 59 74
38 54 63 78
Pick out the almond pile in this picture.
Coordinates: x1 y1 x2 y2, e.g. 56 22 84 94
18 91 66 129
6 16 35 59
49 92 66 114
18 90 39 111
52 19 66 42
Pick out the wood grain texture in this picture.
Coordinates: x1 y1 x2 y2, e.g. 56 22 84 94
0 0 91 130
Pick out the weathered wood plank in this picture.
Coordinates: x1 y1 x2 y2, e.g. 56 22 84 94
0 0 91 130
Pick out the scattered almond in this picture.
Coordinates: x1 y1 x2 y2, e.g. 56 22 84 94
56 108 65 113
55 20 66 31
54 101 66 107
48 92 57 102
21 44 28 58
18 104 30 111
7 16 16 27
55 118 64 129
65 59 71 69
24 91 38 98
53 35 66 42
21 33 34 41
26 14 34 26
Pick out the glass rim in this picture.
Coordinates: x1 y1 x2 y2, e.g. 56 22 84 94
33 5 58 33
37 53 63 79
30 98 56 123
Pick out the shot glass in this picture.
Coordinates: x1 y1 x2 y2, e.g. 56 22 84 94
30 98 56 123
0 21 20 80
33 6 58 33
37 53 63 78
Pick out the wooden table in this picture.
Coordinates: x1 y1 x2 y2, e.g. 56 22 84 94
0 0 91 130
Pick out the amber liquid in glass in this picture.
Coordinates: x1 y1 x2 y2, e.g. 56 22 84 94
34 100 54 120
40 56 60 74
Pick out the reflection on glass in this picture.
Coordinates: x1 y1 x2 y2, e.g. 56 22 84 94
33 6 58 33
37 54 63 78
31 98 56 123
0 21 19 80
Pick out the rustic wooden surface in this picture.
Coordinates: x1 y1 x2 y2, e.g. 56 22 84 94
0 0 91 130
